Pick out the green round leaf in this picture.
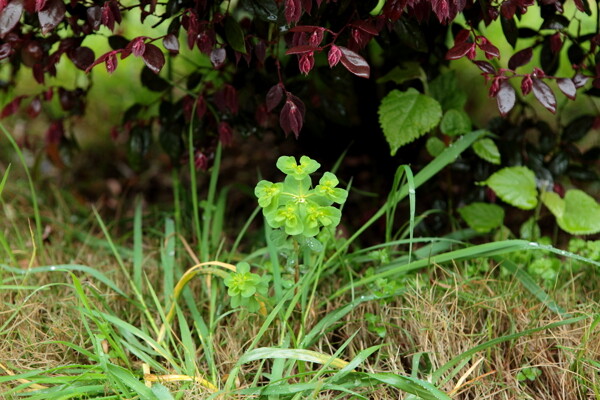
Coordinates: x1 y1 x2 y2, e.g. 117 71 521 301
378 88 442 156
473 137 501 165
484 166 538 210
440 109 471 136
543 189 600 235
426 136 445 157
458 202 505 233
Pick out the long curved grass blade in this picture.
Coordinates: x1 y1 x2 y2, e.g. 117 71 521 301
0 263 126 296
360 372 451 400
0 163 10 198
1 123 43 252
239 348 349 369
497 257 567 316
431 315 588 383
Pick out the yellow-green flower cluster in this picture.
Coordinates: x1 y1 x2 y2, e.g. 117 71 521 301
255 156 348 237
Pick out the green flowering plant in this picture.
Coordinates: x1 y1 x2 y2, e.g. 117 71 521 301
255 156 348 238
224 262 270 313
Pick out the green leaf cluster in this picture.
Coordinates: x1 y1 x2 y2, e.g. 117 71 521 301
255 156 348 237
224 262 270 312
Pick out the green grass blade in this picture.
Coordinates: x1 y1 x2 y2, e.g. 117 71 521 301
323 129 485 271
0 123 43 253
0 263 126 297
431 315 588 383
402 165 416 263
497 256 567 316
330 239 534 300
0 163 10 198
133 196 143 290
201 142 222 261
161 218 176 300
361 372 451 400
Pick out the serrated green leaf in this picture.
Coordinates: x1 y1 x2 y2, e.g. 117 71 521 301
225 16 247 54
379 88 442 156
542 189 600 234
483 166 538 209
440 109 471 136
458 202 505 233
473 138 501 164
426 136 445 157
540 191 564 219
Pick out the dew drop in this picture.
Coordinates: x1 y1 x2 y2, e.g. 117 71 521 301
528 242 539 247
49 266 56 271
168 251 175 257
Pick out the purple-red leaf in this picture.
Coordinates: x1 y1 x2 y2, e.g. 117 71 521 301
34 0 46 12
266 84 284 112
285 45 319 55
338 46 370 79
573 73 589 88
87 6 101 30
1 95 24 118
479 40 500 58
218 121 233 147
473 60 496 74
210 48 226 68
507 47 532 70
142 43 165 74
284 0 302 25
288 25 324 33
27 97 42 118
0 42 13 60
162 33 179 54
496 80 516 117
130 37 146 57
280 99 304 138
214 84 238 115
351 20 379 36
0 0 24 38
68 46 95 70
455 29 470 43
532 78 556 113
445 41 474 60
556 78 576 100
105 52 118 74
328 45 342 67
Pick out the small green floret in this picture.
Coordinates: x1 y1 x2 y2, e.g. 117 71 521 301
255 181 282 210
224 262 270 312
276 155 321 180
315 172 348 204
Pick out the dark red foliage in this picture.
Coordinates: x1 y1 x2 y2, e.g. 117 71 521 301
218 121 233 147
214 84 238 115
328 45 342 67
285 0 302 25
532 78 556 113
339 46 370 78
508 47 533 70
0 0 596 174
495 80 516 116
162 34 179 54
280 99 303 138
266 84 284 112
142 44 165 74
1 95 24 118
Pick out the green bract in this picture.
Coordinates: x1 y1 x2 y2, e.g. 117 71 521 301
256 156 347 238
224 262 270 312
276 155 321 180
